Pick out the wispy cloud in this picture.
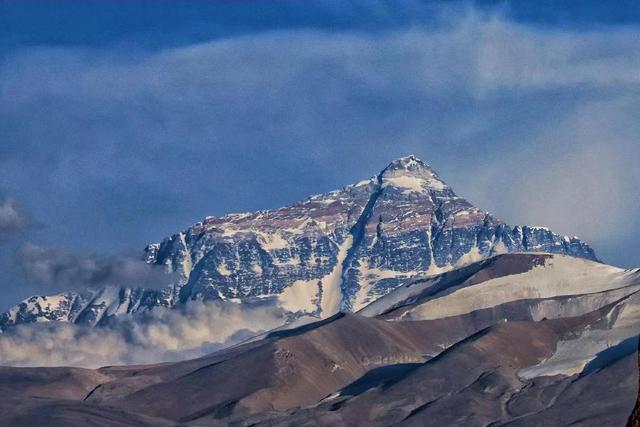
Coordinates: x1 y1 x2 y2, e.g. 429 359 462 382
15 243 177 292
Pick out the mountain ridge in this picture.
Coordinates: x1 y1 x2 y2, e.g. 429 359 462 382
0 156 598 331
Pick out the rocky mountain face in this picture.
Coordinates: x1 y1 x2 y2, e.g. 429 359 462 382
0 156 597 330
1 253 638 426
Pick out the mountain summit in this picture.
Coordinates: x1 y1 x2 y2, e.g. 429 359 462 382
1 156 597 329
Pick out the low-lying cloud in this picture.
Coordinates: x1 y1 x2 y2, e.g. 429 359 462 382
0 299 286 368
16 243 177 291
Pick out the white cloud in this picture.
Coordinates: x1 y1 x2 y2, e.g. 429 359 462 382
0 300 285 368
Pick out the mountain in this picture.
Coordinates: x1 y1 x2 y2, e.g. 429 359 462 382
0 156 597 331
1 253 638 426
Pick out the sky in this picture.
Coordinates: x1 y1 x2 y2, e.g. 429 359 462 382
1 0 640 308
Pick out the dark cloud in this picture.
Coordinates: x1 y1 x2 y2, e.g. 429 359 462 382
0 197 28 237
15 244 177 292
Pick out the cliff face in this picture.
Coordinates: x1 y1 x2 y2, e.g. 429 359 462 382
0 156 597 329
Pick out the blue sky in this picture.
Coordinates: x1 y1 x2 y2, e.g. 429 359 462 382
1 1 639 306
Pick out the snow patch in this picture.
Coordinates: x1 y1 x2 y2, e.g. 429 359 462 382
354 178 374 187
278 279 320 313
455 245 484 267
251 263 263 275
218 262 232 276
353 266 409 311
257 232 289 250
492 240 509 255
272 255 300 267
177 233 193 279
426 261 454 276
319 235 354 317
382 176 426 193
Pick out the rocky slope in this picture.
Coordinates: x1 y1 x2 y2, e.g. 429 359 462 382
0 156 597 330
0 253 637 426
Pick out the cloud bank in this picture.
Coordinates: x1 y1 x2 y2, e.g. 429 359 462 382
0 300 285 368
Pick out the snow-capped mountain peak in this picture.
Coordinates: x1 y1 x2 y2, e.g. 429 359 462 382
0 157 597 330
